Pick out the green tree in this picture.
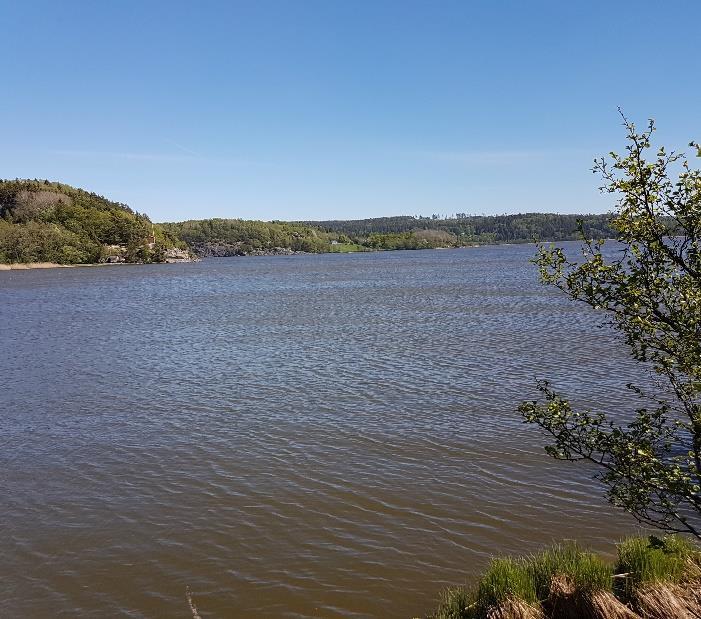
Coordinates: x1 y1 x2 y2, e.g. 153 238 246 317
518 115 701 537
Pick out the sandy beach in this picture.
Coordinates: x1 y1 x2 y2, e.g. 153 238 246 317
0 262 74 270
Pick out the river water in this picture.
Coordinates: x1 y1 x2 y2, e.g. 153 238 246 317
2 244 642 618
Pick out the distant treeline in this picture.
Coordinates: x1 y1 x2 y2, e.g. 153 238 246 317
0 179 183 264
302 213 615 245
163 213 616 256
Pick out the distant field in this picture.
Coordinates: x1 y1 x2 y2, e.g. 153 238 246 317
328 243 368 253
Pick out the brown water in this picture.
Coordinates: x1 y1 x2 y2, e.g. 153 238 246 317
2 245 641 618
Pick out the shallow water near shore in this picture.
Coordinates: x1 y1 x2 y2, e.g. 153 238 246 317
2 244 642 618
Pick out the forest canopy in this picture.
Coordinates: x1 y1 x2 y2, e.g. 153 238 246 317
302 213 616 245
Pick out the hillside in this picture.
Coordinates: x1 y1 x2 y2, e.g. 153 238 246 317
160 218 331 256
0 179 185 264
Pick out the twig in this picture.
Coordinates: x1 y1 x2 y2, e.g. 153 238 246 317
186 585 202 619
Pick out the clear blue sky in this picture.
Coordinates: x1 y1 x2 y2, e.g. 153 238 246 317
3 1 700 222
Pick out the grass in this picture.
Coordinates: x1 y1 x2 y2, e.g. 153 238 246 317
528 543 612 597
477 558 539 609
615 535 700 617
328 242 368 253
427 535 701 619
433 586 475 619
616 535 695 588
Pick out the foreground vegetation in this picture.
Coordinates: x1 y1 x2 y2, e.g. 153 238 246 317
428 535 701 619
0 179 184 264
429 118 701 619
520 117 701 537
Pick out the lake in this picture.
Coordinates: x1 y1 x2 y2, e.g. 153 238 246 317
1 244 641 618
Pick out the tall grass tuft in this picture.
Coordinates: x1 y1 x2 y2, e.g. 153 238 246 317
430 586 476 619
527 542 635 618
528 542 612 598
429 558 543 619
476 558 539 609
616 536 695 595
616 535 701 618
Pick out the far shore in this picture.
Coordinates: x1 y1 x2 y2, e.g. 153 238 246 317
0 248 468 271
1 242 575 272
0 244 524 272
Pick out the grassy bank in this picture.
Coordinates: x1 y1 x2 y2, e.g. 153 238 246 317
328 242 368 253
427 535 701 619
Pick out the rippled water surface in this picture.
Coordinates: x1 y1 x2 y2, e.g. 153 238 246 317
2 245 642 618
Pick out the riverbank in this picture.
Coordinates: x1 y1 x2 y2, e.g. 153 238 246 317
427 535 700 619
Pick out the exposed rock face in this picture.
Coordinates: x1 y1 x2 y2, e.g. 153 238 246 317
191 242 304 258
191 242 246 257
164 248 196 263
247 247 301 256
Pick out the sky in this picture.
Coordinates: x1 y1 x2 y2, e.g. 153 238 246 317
2 1 701 222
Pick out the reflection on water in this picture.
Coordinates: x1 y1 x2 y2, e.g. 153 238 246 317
2 244 641 618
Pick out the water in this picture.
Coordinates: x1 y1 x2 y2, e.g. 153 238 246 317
1 244 643 618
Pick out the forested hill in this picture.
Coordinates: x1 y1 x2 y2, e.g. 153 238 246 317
0 179 183 264
301 213 615 245
161 218 330 256
162 212 615 257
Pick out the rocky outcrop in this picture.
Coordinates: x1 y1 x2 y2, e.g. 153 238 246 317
191 242 305 258
164 248 196 263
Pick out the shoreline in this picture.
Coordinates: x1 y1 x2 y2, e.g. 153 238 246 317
0 245 502 271
1 241 583 271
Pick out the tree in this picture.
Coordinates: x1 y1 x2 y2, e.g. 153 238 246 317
518 114 701 537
